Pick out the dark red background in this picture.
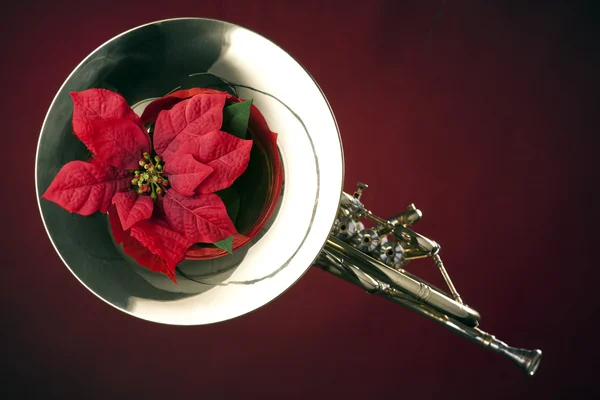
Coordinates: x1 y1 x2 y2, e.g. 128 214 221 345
2 1 598 398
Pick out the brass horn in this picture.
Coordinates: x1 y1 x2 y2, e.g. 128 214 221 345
35 18 542 376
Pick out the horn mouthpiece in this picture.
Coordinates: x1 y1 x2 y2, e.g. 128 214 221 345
490 338 543 376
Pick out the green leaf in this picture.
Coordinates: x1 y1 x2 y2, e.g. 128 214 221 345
217 186 241 224
222 99 253 139
214 236 233 254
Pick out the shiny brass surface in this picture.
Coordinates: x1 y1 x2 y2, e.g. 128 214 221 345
315 183 542 376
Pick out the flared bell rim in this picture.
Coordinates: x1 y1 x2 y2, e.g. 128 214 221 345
35 17 345 325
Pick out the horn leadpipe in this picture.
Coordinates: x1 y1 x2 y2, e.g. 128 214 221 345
315 241 543 376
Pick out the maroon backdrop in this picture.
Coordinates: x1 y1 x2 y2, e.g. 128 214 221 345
2 1 598 398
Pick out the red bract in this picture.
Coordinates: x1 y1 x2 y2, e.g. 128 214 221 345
162 130 253 194
163 190 237 243
87 118 151 170
42 158 131 216
163 154 214 197
129 219 194 279
141 88 236 128
153 93 227 155
140 88 216 124
109 208 188 283
123 233 178 282
112 191 154 230
71 89 150 154
155 94 253 194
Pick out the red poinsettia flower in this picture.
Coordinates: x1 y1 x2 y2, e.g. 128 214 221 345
42 89 253 281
